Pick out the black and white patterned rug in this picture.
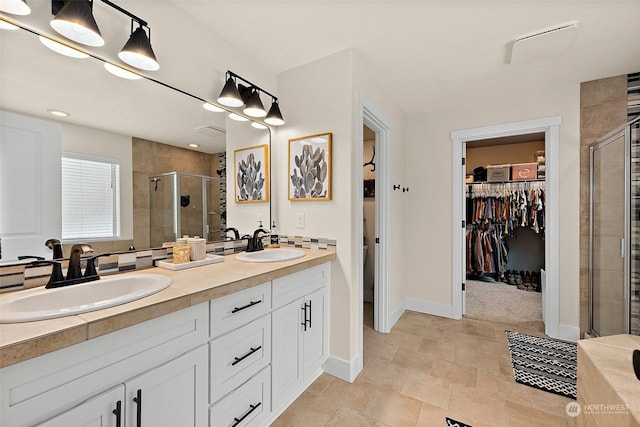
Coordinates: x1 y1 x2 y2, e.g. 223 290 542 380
446 417 472 427
505 331 577 399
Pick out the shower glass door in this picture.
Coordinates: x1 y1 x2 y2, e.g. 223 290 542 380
590 132 628 336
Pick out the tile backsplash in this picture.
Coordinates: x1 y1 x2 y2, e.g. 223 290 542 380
0 235 336 293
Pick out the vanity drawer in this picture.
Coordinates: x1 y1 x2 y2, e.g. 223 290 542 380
209 366 271 427
272 263 329 309
210 314 271 403
210 281 271 338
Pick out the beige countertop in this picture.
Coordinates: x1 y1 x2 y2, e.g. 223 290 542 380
577 334 640 425
0 249 336 368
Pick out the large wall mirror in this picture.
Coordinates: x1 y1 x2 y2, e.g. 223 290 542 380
0 15 270 261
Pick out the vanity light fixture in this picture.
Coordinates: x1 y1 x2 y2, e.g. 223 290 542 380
50 0 104 47
243 89 266 118
118 22 159 71
218 70 285 126
39 35 89 58
0 0 31 15
104 62 142 80
203 102 225 113
264 99 284 126
50 0 160 70
217 73 244 107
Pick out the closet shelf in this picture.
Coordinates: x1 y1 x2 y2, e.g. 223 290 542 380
467 178 545 185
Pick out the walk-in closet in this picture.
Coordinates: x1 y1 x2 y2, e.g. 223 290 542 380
464 134 546 330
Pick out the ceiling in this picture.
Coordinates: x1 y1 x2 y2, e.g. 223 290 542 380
173 0 640 116
1 1 638 149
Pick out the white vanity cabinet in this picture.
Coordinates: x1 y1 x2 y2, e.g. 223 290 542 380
0 303 209 427
0 261 331 427
37 346 208 427
271 264 329 414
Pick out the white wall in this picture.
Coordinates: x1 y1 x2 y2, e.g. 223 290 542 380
274 49 408 366
61 123 133 241
403 82 580 329
274 50 354 361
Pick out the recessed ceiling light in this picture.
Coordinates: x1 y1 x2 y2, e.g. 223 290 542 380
203 102 224 112
188 143 200 148
104 62 143 80
39 36 89 59
47 109 70 117
228 113 248 122
251 122 267 130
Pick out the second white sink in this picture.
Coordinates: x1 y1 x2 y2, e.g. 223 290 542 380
0 273 172 323
235 248 306 263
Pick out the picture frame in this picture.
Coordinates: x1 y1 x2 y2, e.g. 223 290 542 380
288 132 332 201
234 144 269 203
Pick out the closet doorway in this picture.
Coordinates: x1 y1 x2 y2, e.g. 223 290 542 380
451 117 563 340
464 134 546 331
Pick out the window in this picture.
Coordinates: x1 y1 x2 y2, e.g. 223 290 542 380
62 153 120 240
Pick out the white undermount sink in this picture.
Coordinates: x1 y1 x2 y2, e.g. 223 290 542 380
0 273 172 323
235 248 306 263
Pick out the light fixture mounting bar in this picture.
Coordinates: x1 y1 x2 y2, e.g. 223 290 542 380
52 0 148 27
227 70 278 101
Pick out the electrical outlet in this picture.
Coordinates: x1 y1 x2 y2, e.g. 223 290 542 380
296 212 305 229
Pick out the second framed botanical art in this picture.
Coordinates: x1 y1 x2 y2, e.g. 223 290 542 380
234 144 269 203
288 132 332 201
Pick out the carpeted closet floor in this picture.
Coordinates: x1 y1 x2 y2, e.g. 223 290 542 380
465 279 544 333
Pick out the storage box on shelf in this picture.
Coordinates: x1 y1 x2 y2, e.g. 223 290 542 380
487 164 511 182
511 163 538 181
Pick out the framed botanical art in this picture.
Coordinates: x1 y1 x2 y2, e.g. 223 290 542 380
234 144 269 203
288 133 332 201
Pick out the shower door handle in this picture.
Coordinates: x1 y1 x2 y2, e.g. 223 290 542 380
621 238 625 258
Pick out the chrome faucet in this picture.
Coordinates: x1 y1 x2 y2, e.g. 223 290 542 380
66 244 94 281
246 228 269 252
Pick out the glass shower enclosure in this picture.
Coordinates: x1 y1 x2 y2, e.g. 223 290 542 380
149 172 226 248
589 116 640 337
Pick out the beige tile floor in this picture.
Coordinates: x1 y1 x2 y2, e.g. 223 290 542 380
273 304 576 427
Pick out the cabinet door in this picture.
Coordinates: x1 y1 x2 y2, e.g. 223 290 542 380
36 385 124 427
271 298 303 412
303 287 327 379
125 345 208 427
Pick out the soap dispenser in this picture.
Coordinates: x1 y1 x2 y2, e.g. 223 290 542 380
270 220 280 248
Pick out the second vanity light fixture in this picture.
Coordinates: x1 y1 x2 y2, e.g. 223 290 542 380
50 0 159 70
217 70 285 126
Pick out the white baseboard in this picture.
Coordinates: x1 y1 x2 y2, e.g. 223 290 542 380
389 298 454 331
323 354 361 383
557 324 580 342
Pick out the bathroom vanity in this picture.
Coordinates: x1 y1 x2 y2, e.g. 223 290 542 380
0 249 334 426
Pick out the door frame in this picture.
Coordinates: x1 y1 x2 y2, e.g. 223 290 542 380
356 94 392 374
451 116 562 339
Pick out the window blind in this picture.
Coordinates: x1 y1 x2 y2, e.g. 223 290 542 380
62 154 120 240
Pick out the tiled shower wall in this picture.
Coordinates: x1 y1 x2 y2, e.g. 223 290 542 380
579 72 638 336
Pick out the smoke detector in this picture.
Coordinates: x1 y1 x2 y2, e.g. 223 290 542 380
508 21 579 64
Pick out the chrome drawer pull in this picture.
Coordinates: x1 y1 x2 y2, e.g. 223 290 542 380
231 402 262 427
231 346 262 366
231 300 262 313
